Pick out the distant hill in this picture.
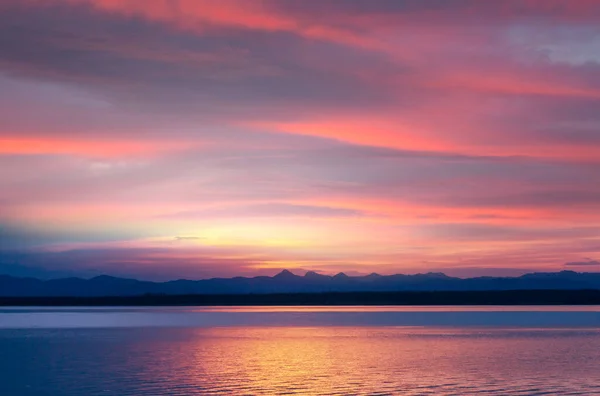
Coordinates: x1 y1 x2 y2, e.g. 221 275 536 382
1 270 600 297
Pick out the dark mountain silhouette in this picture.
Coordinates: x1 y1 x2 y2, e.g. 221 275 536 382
2 270 600 297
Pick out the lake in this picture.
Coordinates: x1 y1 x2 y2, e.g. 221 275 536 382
1 306 600 395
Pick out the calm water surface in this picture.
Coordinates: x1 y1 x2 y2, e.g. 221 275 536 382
1 306 600 395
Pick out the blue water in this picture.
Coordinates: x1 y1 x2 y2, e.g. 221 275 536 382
1 306 600 395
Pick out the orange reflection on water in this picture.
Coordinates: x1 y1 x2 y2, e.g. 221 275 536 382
187 327 426 394
130 326 598 395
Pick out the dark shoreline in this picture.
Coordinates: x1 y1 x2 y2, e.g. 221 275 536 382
2 289 600 306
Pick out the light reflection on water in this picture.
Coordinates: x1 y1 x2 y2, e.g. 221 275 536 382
1 326 600 395
2 307 600 395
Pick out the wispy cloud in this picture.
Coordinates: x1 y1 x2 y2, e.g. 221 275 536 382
565 259 600 266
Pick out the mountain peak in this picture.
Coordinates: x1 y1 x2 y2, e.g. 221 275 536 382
90 275 139 283
423 272 450 278
304 271 329 279
274 269 297 279
333 272 348 279
559 270 578 275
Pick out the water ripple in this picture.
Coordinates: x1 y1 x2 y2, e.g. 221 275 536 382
2 325 600 395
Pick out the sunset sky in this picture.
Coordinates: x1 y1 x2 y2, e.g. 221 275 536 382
2 0 600 280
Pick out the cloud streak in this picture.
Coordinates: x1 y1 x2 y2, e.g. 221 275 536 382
565 259 600 267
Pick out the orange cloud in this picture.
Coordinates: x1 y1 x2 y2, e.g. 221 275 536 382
251 118 600 162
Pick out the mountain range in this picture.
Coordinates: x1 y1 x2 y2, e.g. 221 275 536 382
2 270 600 297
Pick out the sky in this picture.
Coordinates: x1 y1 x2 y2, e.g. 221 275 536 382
1 0 600 280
